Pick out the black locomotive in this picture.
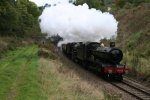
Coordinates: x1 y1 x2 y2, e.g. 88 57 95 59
62 42 128 81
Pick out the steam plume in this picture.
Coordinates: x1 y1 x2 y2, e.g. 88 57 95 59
39 1 118 45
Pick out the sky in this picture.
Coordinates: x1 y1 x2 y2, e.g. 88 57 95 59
29 0 73 6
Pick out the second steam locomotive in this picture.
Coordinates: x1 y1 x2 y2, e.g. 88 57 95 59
62 42 128 81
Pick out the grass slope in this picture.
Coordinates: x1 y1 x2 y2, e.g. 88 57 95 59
39 58 105 100
0 45 43 100
0 45 106 100
115 3 150 83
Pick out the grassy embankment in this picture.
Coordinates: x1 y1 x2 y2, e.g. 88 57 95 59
115 3 150 83
0 45 42 100
0 45 106 100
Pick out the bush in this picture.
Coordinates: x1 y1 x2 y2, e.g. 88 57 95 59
124 2 133 9
38 49 56 60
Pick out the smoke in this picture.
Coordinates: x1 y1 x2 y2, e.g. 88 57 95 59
39 1 118 46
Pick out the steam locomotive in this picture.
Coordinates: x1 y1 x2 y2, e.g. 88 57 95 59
62 42 128 81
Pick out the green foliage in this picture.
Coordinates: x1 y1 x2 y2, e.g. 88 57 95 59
0 1 18 36
126 32 142 49
0 0 41 37
75 0 106 11
27 1 40 18
115 0 126 8
38 49 57 60
114 0 150 9
75 0 149 12
123 51 150 78
128 0 145 6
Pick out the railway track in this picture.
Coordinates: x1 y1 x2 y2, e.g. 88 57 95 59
111 78 150 100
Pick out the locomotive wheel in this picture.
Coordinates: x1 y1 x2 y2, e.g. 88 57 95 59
82 61 87 67
104 74 113 81
117 75 123 81
75 59 79 63
113 75 123 81
104 74 110 79
71 55 75 61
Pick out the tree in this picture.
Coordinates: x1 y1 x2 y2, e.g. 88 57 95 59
27 1 40 18
0 1 19 36
115 0 126 8
0 0 41 36
75 0 106 11
15 0 41 36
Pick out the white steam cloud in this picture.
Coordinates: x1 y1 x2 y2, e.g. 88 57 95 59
39 1 118 45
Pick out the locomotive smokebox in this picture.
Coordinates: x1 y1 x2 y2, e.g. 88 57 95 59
94 47 123 64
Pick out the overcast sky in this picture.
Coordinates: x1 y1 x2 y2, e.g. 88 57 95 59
29 0 73 6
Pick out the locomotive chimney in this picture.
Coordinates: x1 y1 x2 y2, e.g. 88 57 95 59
110 42 115 47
